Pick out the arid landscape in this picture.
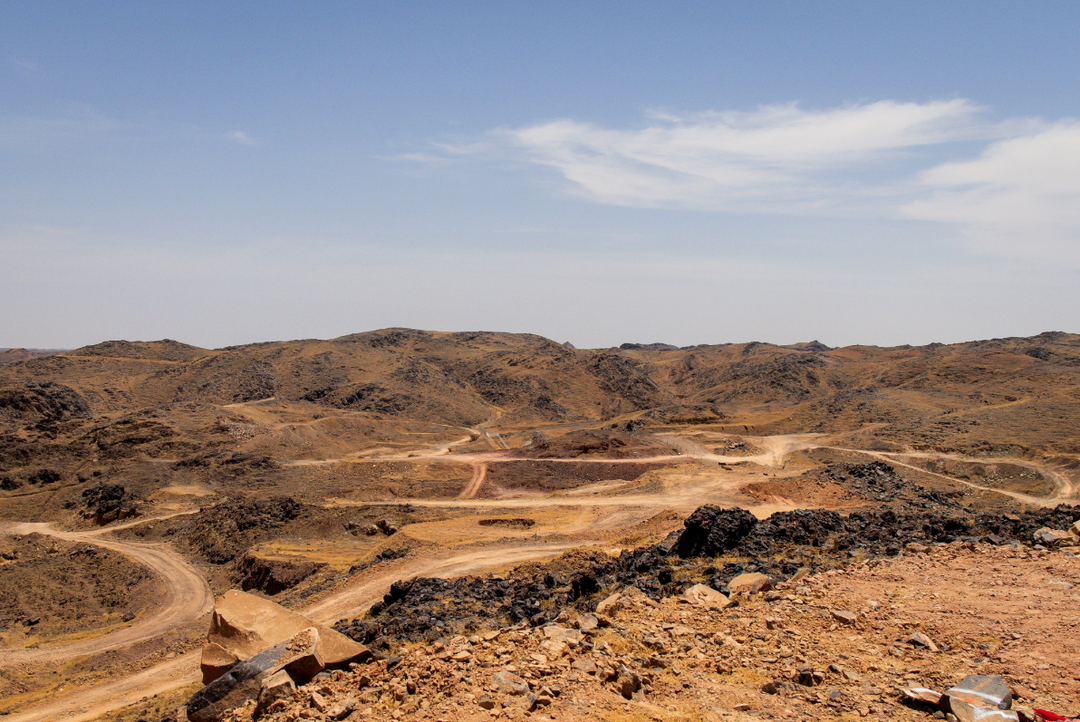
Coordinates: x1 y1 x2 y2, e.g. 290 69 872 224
1 329 1079 722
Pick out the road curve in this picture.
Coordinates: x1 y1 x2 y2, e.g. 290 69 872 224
3 541 586 722
0 520 214 668
826 446 1078 506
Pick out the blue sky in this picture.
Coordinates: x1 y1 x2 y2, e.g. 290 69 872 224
3 2 1079 349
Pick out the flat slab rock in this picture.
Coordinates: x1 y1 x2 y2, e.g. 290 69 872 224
201 589 369 683
188 639 300 722
682 583 731 609
728 572 772 595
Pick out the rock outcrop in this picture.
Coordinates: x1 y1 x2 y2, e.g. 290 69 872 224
201 590 370 684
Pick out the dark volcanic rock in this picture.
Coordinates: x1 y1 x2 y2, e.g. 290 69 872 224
81 483 139 524
0 381 90 423
186 496 306 564
675 506 758 557
333 503 1080 653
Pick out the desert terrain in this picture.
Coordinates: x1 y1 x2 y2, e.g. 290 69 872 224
1 329 1079 722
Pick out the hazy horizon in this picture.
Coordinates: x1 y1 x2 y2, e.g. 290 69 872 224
4 2 1080 349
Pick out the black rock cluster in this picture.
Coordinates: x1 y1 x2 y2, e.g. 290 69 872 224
817 461 963 509
334 502 1080 651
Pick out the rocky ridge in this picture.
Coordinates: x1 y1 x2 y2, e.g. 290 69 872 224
210 521 1080 722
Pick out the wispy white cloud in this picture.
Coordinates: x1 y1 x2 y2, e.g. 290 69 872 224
420 100 1080 258
903 121 1080 255
491 100 985 212
227 130 258 146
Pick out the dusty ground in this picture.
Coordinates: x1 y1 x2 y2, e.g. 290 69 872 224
212 541 1080 722
0 533 154 642
1 330 1080 722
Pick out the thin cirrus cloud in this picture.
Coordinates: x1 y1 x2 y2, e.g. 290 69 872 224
495 100 985 211
903 121 1080 255
446 99 1080 258
227 130 258 146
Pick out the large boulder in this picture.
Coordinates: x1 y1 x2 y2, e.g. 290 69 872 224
201 590 370 683
674 506 758 558
187 635 312 722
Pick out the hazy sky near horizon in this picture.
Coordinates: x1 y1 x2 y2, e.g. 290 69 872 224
3 2 1080 349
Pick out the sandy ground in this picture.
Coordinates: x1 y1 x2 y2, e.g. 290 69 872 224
219 541 1080 722
2 428 1077 722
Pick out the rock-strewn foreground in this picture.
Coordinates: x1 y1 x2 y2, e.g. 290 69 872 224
3 330 1080 722
211 533 1080 722
196 505 1080 722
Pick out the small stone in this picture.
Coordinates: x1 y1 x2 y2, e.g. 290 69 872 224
728 572 772 595
478 694 496 710
571 658 598 675
326 698 356 720
577 614 599 632
617 664 642 700
787 568 810 585
542 625 582 645
903 687 944 706
682 583 731 609
311 691 329 712
493 670 530 696
795 665 823 687
256 670 295 714
830 609 858 626
734 703 752 711
1033 528 1072 547
908 631 939 652
595 593 622 615
947 697 1019 722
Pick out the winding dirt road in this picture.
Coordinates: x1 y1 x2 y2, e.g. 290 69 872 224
3 540 589 722
5 429 1075 722
0 515 213 668
826 446 1077 506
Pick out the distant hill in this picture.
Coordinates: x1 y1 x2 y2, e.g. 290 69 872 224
0 348 65 365
0 329 1076 449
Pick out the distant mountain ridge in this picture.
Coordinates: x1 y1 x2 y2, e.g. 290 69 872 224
0 329 1077 455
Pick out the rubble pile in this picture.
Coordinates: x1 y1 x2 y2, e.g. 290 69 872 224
203 537 1080 722
333 505 1080 648
186 507 1080 722
816 461 964 509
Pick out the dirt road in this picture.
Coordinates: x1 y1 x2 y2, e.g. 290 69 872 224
457 461 488 499
0 518 214 667
3 541 590 722
826 446 1078 506
7 430 1075 721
